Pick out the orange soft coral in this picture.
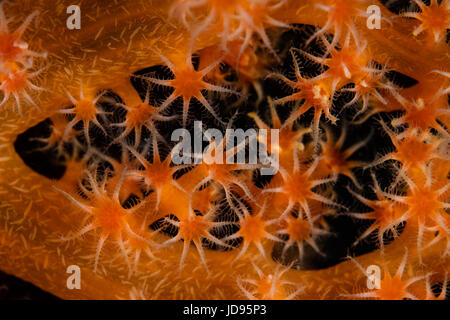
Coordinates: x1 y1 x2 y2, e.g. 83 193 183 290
0 0 448 301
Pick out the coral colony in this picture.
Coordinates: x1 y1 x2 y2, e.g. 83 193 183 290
0 0 449 300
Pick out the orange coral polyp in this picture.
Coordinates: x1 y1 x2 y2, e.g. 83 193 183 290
0 32 23 62
321 146 349 171
126 104 155 127
0 6 41 66
75 99 98 122
399 98 444 131
376 274 410 300
404 0 450 43
248 105 311 169
1 68 28 92
145 162 173 188
171 68 206 99
238 264 303 300
370 204 404 229
0 65 42 113
91 198 127 236
254 275 289 300
178 215 210 241
393 136 434 166
284 216 311 242
294 81 333 121
325 47 368 81
282 172 314 202
142 51 232 126
239 215 267 242
405 186 445 222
